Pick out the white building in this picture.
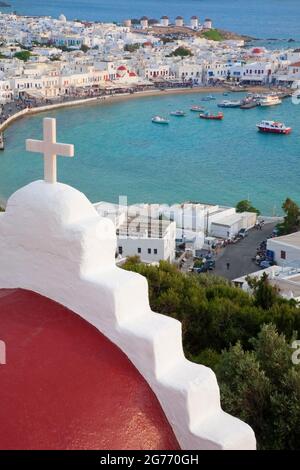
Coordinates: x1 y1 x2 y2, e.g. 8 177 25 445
210 212 257 239
267 232 300 267
234 265 300 302
94 202 176 263
288 61 300 79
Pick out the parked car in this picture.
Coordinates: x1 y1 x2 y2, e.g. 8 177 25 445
260 260 271 269
238 228 248 239
193 260 215 273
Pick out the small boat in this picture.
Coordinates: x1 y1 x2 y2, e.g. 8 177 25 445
201 95 216 102
259 95 282 107
200 111 224 121
152 116 170 125
190 105 205 113
257 120 292 135
0 133 4 151
223 92 230 96
240 100 258 109
170 110 186 117
217 100 241 108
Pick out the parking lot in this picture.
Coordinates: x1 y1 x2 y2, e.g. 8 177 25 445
214 222 277 280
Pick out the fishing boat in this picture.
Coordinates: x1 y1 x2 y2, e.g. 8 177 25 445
217 100 241 108
0 132 4 151
201 95 216 102
152 116 170 125
190 105 205 113
170 110 186 117
259 95 282 107
257 120 292 135
200 111 224 121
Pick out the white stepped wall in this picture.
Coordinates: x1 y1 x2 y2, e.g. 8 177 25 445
0 180 256 450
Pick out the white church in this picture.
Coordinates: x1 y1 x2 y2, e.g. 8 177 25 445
0 118 256 450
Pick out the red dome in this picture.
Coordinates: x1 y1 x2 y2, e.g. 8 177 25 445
129 71 137 77
117 65 127 71
0 289 180 450
252 47 263 54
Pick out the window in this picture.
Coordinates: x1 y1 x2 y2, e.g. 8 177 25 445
137 248 141 254
154 249 158 255
118 246 123 255
281 250 286 260
148 248 152 254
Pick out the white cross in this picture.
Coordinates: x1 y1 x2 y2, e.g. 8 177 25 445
26 117 74 184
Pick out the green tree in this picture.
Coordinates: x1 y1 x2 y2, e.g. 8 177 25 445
277 197 300 235
217 324 300 449
236 199 260 215
124 43 140 53
122 259 300 449
246 272 279 310
14 50 31 62
170 46 193 57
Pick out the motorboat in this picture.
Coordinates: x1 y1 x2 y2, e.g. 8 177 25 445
217 100 241 108
259 95 282 107
152 116 170 124
201 95 216 101
257 120 292 134
190 105 205 112
200 111 224 120
170 110 186 117
240 98 258 109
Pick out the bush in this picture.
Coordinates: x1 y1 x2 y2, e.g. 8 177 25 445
217 325 300 449
170 46 193 57
236 199 260 215
14 50 31 62
122 259 300 449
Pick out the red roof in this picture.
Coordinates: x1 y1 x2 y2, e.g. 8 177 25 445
290 61 300 67
129 71 137 76
252 48 264 54
0 289 180 450
117 65 127 71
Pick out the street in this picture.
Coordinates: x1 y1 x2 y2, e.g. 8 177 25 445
214 222 277 280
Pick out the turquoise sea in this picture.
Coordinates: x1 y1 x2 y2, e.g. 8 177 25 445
1 92 300 214
3 0 300 40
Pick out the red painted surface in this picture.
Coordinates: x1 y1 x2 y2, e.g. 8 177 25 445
0 289 180 450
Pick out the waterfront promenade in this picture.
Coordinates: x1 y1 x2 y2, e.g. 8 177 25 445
0 83 271 134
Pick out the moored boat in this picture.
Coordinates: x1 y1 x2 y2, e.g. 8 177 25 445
152 116 170 125
217 100 241 108
200 111 224 121
240 98 258 109
257 120 292 134
259 95 282 107
201 95 216 102
170 110 186 117
190 105 205 112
